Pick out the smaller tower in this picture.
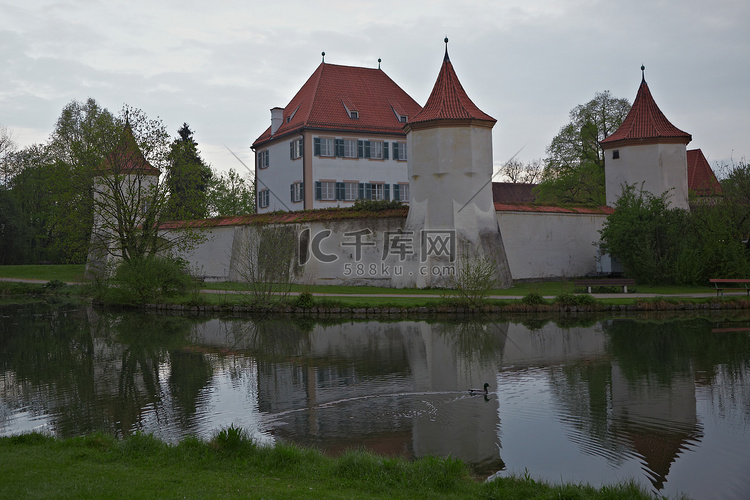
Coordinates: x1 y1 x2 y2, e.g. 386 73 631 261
601 66 692 209
85 120 160 278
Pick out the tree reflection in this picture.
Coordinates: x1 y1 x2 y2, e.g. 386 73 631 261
435 319 508 366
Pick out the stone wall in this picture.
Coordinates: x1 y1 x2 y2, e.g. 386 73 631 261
164 209 607 285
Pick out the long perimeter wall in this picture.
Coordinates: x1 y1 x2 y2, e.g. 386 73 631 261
165 210 608 284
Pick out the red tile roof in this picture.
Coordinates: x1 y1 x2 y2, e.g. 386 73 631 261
494 203 614 215
98 121 160 176
408 50 495 126
252 63 422 148
600 75 691 148
492 182 537 204
687 148 722 196
159 207 409 229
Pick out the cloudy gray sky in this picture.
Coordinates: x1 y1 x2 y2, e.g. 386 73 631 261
2 0 748 179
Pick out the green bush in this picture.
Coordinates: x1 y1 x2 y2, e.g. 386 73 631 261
521 292 546 305
43 279 67 291
556 293 596 306
109 256 194 304
294 292 315 309
351 198 404 211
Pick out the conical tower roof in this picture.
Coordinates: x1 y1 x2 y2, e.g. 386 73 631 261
601 67 691 148
99 120 160 175
407 40 495 129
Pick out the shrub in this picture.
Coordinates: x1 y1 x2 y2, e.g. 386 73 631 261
521 292 546 305
451 253 499 306
43 279 67 291
110 256 193 304
556 293 596 306
294 292 315 309
351 198 404 211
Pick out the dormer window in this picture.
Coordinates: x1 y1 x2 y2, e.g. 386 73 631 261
350 110 359 119
399 116 407 123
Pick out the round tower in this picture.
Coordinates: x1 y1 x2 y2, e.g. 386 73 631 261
601 66 692 209
392 40 512 289
85 120 161 278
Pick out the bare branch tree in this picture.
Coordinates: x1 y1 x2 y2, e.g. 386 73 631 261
232 224 296 307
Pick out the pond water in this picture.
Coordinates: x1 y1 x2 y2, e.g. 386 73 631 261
2 301 750 499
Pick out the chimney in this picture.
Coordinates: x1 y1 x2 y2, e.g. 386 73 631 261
270 107 283 135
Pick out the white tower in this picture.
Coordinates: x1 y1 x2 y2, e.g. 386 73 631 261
85 120 160 278
601 66 692 209
392 40 512 288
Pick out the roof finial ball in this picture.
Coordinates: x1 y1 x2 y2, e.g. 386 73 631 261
378 58 381 69
641 64 645 82
322 51 326 63
444 37 450 61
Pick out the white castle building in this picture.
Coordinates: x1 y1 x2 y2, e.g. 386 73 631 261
87 43 721 286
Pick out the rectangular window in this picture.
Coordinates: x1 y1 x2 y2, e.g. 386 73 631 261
393 142 407 160
258 150 269 169
315 181 336 201
370 141 383 160
343 139 357 158
370 183 384 200
290 138 303 160
259 189 270 208
314 137 334 157
344 181 358 200
395 183 409 202
290 182 303 203
612 150 620 159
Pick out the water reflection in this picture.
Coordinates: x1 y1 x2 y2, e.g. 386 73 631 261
2 303 750 499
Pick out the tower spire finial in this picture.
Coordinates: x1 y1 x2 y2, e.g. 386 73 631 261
641 64 645 82
322 51 326 63
378 58 381 69
444 37 450 62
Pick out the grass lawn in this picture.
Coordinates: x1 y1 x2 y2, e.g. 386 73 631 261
0 432 655 500
0 264 716 298
0 264 85 282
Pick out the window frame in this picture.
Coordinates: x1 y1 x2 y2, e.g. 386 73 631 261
316 137 334 157
290 138 303 160
393 141 407 161
259 188 270 208
258 149 269 169
344 181 358 201
290 181 304 203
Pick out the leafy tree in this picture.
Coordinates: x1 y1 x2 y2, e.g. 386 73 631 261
535 91 631 206
6 100 118 263
164 123 212 220
206 168 255 217
87 107 204 270
0 187 29 264
599 185 691 284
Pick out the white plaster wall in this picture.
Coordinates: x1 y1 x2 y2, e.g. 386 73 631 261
163 210 606 285
295 217 408 286
605 143 689 209
161 226 235 280
408 125 495 228
311 134 409 209
497 211 607 280
399 123 511 288
256 136 305 213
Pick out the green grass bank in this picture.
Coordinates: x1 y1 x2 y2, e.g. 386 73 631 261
0 431 657 499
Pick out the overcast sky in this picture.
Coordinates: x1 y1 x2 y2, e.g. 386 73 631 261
2 0 748 179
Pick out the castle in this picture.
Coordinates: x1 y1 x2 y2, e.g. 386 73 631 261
87 42 721 286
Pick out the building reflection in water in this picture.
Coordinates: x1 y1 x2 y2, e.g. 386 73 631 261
3 304 750 498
